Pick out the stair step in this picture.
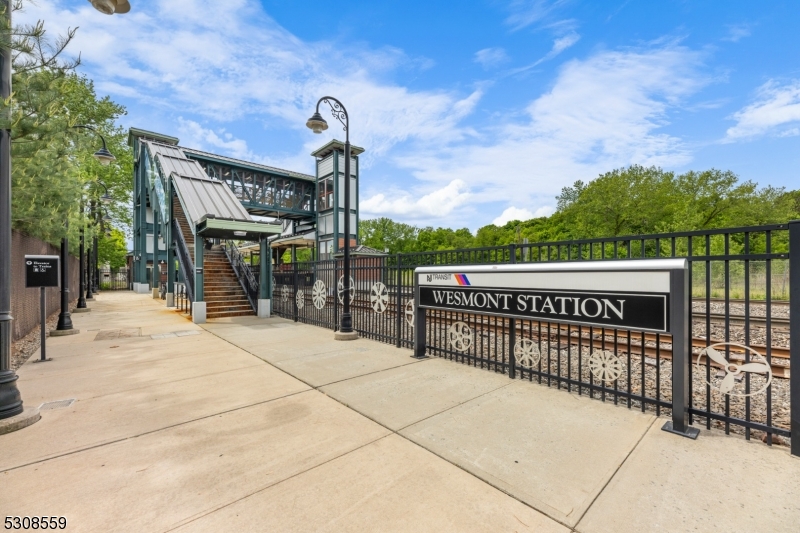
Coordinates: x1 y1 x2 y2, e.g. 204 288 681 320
207 310 256 318
206 304 253 312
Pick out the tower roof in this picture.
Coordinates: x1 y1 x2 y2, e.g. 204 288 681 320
310 139 365 158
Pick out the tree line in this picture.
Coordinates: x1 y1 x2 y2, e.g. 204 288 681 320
360 166 800 253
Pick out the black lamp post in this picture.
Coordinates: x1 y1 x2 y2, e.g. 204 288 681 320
77 181 112 309
71 124 116 310
0 0 22 419
306 97 355 337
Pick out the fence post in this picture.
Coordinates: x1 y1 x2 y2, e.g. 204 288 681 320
509 244 517 379
396 253 402 348
789 220 800 457
662 263 699 439
413 269 427 358
293 260 298 323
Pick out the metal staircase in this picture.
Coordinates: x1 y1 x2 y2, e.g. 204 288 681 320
172 196 255 319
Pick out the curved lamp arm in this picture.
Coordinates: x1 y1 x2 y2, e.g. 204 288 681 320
306 96 349 142
71 125 116 166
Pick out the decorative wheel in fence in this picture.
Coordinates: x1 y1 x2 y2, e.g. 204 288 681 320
370 282 389 313
405 299 415 328
296 289 305 309
696 343 772 397
588 350 623 383
281 285 289 303
337 276 355 304
514 339 541 368
312 280 327 309
447 321 472 352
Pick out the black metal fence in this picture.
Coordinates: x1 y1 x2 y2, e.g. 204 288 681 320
98 267 129 290
270 222 797 453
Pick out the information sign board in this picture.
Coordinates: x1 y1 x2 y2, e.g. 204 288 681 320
24 255 60 288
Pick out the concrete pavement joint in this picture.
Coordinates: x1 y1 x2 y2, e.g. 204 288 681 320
0 388 312 474
24 360 266 403
160 434 394 533
571 415 658 532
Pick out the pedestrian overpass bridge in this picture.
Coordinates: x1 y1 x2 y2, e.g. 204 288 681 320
128 127 366 322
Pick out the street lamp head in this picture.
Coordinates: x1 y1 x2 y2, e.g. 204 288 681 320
89 0 131 15
305 112 328 134
102 213 112 223
93 146 116 166
101 193 113 204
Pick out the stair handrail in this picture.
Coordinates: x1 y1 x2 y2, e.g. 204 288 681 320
222 239 258 312
172 217 195 302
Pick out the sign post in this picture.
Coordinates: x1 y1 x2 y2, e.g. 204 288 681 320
414 259 699 440
25 255 60 363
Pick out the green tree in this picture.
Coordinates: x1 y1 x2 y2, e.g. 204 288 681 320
3 1 132 250
97 228 127 269
359 217 419 253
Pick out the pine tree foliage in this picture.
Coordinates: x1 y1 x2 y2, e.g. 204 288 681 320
2 0 132 251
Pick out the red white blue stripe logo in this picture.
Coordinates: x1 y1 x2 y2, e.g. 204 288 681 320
455 274 471 286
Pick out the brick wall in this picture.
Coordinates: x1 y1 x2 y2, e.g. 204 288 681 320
11 230 80 341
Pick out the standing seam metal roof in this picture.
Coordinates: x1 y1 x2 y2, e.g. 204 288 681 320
142 140 253 227
172 175 253 227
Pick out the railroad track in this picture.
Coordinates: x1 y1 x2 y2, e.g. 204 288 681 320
693 312 790 328
694 297 789 307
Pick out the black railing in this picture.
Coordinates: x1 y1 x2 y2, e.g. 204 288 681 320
222 240 258 312
175 282 192 316
172 217 194 302
270 223 797 452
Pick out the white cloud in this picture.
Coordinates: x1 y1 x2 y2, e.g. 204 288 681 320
725 80 800 140
491 205 554 226
505 0 571 31
399 45 706 217
512 31 580 73
549 32 580 56
361 180 470 219
475 48 509 69
19 0 481 168
723 24 751 42
177 118 253 160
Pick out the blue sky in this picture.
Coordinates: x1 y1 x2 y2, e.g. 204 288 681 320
24 0 800 229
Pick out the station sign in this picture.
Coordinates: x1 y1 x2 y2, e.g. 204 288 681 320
25 255 60 288
416 260 683 333
419 273 669 333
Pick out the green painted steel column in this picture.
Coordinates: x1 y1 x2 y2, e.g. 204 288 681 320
137 189 147 286
166 181 175 300
260 237 269 299
150 207 158 290
194 237 204 301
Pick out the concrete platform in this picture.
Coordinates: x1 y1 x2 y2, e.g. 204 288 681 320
401 381 656 527
577 422 800 533
321 357 511 430
1 291 798 532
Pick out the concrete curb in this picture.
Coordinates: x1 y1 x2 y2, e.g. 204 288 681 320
0 407 41 435
72 308 92 313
